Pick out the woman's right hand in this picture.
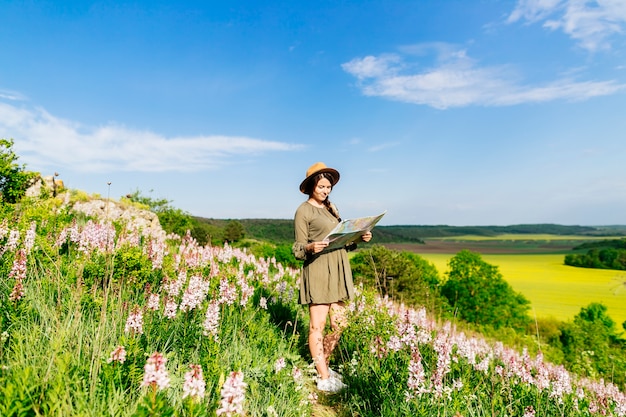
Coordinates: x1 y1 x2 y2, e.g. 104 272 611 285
307 240 329 254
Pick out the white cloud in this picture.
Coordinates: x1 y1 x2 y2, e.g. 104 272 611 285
0 101 303 173
0 89 27 101
508 0 626 51
342 44 626 109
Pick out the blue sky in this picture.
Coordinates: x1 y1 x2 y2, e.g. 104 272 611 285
1 0 626 226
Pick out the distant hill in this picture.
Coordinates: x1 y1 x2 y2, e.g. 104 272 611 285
192 217 626 245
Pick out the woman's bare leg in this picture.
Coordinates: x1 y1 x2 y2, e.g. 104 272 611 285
309 304 330 379
323 302 347 365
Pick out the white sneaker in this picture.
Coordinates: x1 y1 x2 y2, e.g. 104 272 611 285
329 368 343 381
316 376 347 393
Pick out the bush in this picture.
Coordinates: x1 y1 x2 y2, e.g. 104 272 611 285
0 138 37 204
441 250 531 332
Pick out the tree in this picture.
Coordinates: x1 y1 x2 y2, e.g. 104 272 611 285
559 303 626 387
223 220 245 243
350 245 448 314
0 138 37 204
126 189 194 237
441 250 531 331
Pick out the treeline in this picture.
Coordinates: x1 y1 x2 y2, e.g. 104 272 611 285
565 239 626 270
188 218 626 245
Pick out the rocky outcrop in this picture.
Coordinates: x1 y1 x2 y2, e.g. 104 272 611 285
71 198 164 237
25 173 165 237
25 174 65 198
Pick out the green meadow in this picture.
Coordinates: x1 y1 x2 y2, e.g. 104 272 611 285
419 252 626 326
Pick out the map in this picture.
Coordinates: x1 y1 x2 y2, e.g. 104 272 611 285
322 211 386 252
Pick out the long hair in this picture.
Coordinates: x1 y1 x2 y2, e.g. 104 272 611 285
305 172 341 221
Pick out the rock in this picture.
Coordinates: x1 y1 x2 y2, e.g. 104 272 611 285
72 199 165 237
25 175 65 198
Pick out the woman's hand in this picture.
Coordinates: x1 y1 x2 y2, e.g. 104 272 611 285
361 231 372 242
307 240 329 254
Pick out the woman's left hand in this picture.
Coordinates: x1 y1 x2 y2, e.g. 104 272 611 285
361 231 372 242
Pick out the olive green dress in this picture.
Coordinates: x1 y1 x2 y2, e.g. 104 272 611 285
292 201 355 305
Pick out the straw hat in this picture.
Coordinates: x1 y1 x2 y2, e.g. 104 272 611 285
299 162 340 193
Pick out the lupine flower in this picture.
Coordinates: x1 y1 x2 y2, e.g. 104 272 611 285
142 352 170 390
259 296 268 309
216 371 247 416
124 306 144 335
182 364 206 400
107 345 127 364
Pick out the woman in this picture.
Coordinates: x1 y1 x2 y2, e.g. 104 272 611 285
292 162 372 393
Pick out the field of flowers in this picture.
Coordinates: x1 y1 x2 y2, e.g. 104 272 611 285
1 196 626 416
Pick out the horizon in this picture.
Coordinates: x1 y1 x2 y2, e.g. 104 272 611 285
2 1 626 227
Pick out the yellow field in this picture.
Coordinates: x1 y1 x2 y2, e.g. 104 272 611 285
433 234 624 241
420 253 626 325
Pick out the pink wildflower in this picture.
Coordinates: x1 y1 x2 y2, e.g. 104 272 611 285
239 282 254 307
259 297 268 309
292 366 303 382
371 335 389 358
24 222 36 254
9 249 27 302
146 293 160 311
124 306 143 335
274 357 286 373
182 364 206 400
6 229 20 252
218 278 237 305
202 300 221 341
407 346 427 395
431 323 453 398
179 274 210 312
142 352 170 390
107 345 127 364
216 371 247 416
163 297 178 319
386 335 402 352
523 405 536 417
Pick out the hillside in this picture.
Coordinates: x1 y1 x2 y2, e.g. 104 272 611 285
194 216 626 247
2 192 626 416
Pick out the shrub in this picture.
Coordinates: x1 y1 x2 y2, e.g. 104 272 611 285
0 138 38 204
